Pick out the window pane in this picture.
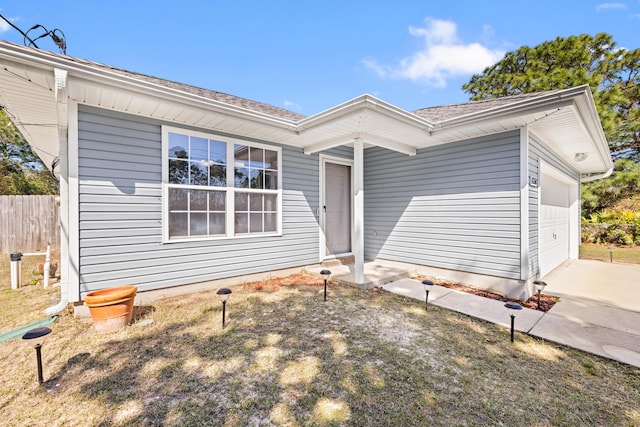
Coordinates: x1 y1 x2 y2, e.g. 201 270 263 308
264 149 278 170
168 188 189 210
169 213 188 238
235 192 248 211
264 170 278 190
209 213 225 235
190 162 208 186
234 144 249 167
249 194 262 212
264 193 277 211
209 165 226 187
191 190 208 210
235 167 249 188
210 140 226 164
191 137 208 162
210 191 226 211
250 169 263 189
168 133 189 158
235 213 248 234
190 213 208 235
250 213 263 233
169 159 189 184
250 147 265 168
264 212 277 232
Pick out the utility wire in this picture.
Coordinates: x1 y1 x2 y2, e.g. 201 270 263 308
0 13 67 54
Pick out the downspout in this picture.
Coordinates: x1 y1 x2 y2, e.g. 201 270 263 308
46 68 69 316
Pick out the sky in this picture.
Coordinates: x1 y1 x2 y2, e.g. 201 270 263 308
0 1 638 116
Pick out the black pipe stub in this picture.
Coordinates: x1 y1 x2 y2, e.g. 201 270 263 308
10 252 23 261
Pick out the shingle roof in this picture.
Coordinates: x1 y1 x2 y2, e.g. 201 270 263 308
412 90 563 122
1 41 571 125
2 41 306 122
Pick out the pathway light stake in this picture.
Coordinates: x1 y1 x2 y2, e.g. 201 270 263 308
504 302 523 343
22 326 52 384
608 246 614 263
320 270 331 302
216 288 232 328
533 280 547 310
422 279 435 311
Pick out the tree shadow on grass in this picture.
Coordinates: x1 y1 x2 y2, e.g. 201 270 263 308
43 285 640 426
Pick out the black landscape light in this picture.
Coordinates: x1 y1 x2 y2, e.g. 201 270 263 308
533 280 547 310
422 280 435 311
216 288 232 328
22 326 52 384
320 270 331 302
504 302 523 343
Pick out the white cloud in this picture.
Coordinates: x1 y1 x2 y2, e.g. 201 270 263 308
595 2 626 11
284 100 301 110
363 18 505 88
0 16 14 33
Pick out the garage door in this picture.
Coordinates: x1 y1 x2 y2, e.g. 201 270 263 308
540 174 570 276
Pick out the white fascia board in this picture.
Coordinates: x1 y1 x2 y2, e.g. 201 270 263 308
0 42 299 133
572 91 614 171
433 86 590 129
297 94 434 132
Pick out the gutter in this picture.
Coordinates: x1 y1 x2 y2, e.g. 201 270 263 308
581 167 613 182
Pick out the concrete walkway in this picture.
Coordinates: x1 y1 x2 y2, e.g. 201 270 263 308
381 277 640 368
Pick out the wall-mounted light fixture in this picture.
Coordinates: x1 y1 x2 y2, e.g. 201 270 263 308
574 152 588 162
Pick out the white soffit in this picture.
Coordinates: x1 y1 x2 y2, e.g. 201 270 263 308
0 60 59 170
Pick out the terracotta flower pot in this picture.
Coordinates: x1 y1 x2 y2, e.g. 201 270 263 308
84 285 137 333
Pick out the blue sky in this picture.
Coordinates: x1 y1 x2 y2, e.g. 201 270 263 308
0 1 638 115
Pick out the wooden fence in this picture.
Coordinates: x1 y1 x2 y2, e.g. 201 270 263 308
0 195 60 254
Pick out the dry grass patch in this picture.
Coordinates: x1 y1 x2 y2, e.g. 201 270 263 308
0 275 638 426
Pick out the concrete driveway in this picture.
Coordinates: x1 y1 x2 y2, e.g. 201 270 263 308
543 259 640 313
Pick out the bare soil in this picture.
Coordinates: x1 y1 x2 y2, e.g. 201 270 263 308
414 275 559 312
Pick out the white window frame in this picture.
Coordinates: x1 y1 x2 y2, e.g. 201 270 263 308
162 125 282 243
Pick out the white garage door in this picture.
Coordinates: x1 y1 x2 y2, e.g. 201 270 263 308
540 174 571 276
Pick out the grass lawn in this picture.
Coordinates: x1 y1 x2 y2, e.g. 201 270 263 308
0 270 639 426
580 243 640 264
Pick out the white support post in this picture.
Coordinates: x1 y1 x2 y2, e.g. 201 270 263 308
353 139 364 285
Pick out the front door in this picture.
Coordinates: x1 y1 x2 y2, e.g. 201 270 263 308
324 161 352 256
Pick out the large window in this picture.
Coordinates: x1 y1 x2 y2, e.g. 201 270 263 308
163 126 281 241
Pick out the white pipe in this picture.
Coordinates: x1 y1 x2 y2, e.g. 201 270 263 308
20 244 52 287
43 244 51 288
46 281 68 316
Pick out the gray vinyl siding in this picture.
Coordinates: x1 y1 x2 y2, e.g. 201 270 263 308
364 130 522 279
77 106 320 295
527 133 580 277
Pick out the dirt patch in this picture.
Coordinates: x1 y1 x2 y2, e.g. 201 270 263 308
414 275 559 312
241 273 326 292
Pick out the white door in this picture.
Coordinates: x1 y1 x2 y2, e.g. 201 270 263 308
324 162 351 256
540 174 570 276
